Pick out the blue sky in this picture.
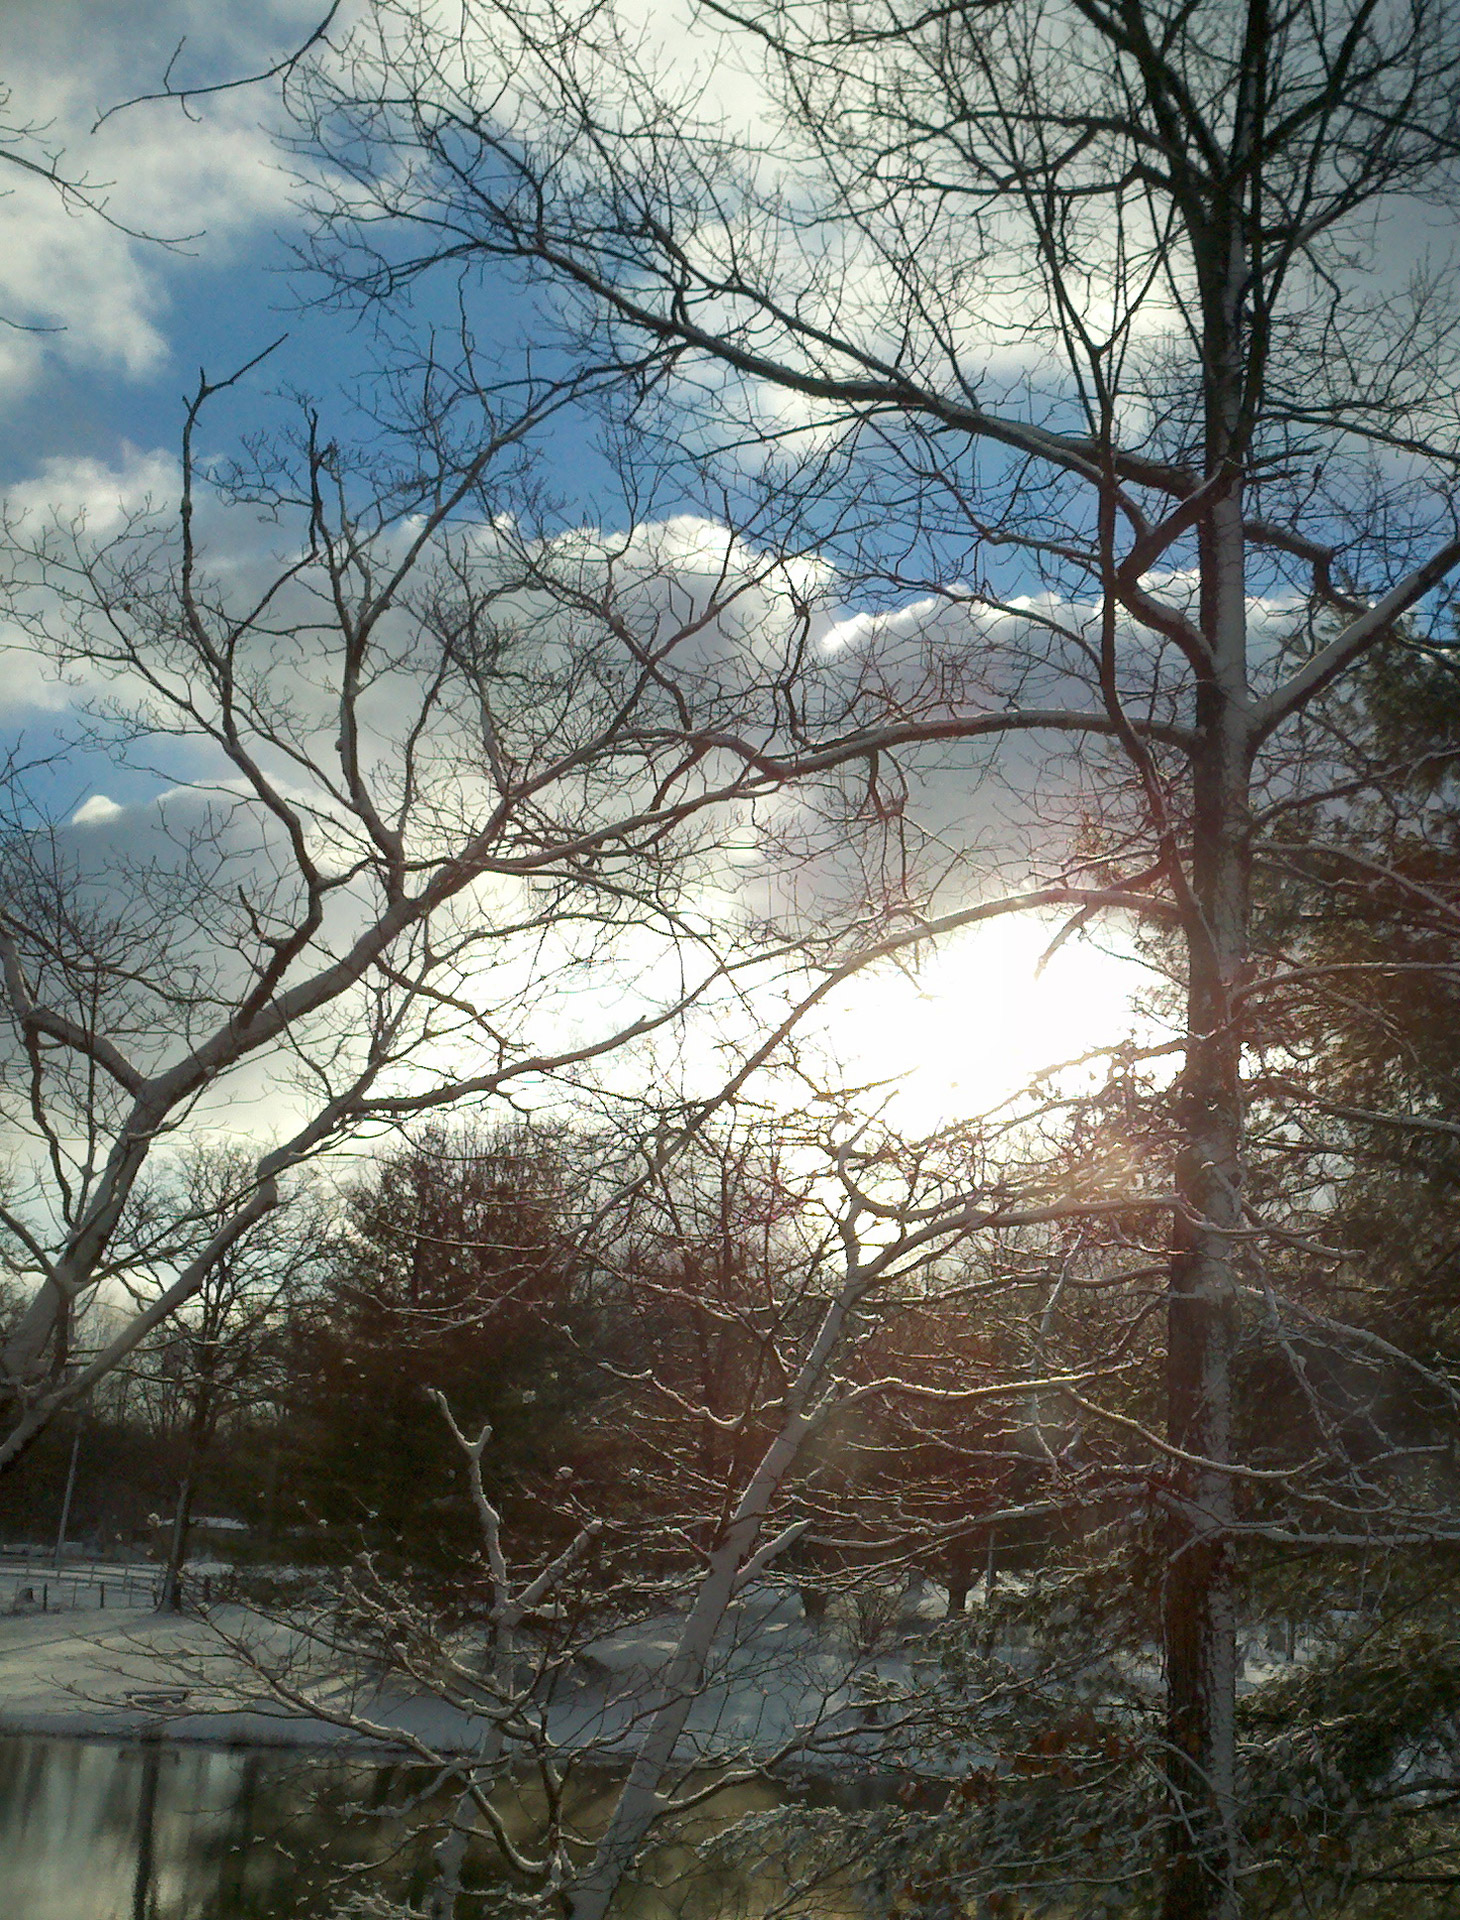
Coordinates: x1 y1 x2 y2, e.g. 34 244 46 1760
0 1 587 818
0 1 633 492
0 4 321 474
0 0 1195 1160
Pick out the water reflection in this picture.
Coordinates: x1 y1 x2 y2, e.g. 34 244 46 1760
132 1743 159 1920
0 1738 325 1920
0 1734 867 1919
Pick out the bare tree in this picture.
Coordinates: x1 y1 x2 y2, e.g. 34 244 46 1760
0 5 343 313
283 2 1460 1912
119 1146 326 1611
0 359 933 1469
182 1106 1136 1920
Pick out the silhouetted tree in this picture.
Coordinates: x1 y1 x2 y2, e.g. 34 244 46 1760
277 1125 597 1582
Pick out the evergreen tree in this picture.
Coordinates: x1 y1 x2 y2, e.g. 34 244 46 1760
276 1127 600 1583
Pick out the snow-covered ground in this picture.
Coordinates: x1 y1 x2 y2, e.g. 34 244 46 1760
0 1568 1314 1784
0 1604 360 1745
0 1581 954 1764
0 1551 162 1610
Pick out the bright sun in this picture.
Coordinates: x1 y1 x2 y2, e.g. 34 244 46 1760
815 912 1148 1133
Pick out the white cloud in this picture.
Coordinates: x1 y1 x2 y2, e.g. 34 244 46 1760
0 637 80 718
0 1 319 396
5 445 180 530
0 444 184 717
70 794 124 825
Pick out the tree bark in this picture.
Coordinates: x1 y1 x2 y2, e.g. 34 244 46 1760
159 1391 213 1613
158 1472 195 1614
1161 469 1251 1917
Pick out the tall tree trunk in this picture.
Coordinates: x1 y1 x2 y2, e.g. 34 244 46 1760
158 1473 195 1614
159 1391 212 1613
1161 485 1250 1920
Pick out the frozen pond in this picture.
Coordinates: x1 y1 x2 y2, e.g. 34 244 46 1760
0 1732 871 1919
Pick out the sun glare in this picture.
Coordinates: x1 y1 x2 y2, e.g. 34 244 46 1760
817 913 1148 1132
